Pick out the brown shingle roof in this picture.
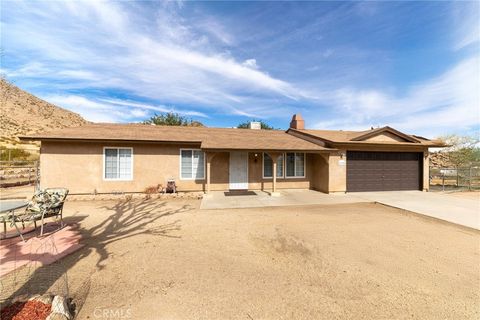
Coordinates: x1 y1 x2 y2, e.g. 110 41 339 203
289 126 444 147
20 123 332 152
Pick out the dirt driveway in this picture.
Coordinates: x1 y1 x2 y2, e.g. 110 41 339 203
11 199 480 319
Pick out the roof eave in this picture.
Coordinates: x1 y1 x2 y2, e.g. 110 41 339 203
286 128 336 144
201 147 337 153
329 142 443 148
18 136 203 144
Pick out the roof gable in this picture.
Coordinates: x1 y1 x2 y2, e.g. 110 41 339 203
287 126 444 147
350 126 421 143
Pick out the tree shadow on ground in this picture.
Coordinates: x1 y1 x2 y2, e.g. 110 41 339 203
1 198 194 314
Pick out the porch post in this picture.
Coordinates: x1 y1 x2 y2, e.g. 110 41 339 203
206 156 211 194
206 152 216 194
273 159 277 193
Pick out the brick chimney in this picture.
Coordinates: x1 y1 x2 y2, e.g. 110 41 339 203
289 114 305 130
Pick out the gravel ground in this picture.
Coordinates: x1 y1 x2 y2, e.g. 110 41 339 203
7 198 480 320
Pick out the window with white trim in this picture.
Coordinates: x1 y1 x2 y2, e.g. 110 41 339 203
104 148 132 180
263 153 284 178
180 149 205 180
286 152 305 177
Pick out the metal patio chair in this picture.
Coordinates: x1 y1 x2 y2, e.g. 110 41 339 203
17 188 69 236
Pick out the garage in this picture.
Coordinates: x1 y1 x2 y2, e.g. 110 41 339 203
347 151 422 192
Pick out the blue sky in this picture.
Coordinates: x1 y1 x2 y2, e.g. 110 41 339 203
1 1 479 137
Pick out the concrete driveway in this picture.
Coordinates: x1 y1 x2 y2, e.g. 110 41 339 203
201 189 369 210
201 189 479 230
351 191 480 230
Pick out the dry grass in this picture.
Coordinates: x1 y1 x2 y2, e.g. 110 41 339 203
8 199 479 319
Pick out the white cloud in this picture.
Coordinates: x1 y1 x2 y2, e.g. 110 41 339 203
197 17 235 45
99 98 209 117
130 108 149 118
4 62 51 78
242 59 258 69
2 0 478 137
2 0 304 119
41 94 210 123
44 95 123 122
56 70 97 81
312 56 480 137
452 1 480 51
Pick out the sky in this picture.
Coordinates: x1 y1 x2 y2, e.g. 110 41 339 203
1 0 479 138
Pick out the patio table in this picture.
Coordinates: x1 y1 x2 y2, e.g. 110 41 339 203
0 200 29 241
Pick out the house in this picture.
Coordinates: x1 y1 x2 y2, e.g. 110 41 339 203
21 114 444 195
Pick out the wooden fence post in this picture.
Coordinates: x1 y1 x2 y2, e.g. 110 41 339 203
456 169 459 187
442 171 445 192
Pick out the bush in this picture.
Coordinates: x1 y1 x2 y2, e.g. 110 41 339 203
0 147 35 161
144 184 162 194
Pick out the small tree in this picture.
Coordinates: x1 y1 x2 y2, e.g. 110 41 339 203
237 120 274 130
144 112 204 127
438 134 480 167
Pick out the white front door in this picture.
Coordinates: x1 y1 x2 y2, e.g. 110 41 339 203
229 152 248 190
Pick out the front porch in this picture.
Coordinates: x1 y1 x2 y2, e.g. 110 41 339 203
204 150 334 195
200 189 367 210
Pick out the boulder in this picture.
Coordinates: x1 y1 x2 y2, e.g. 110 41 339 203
30 293 54 305
12 294 29 303
46 313 69 320
51 295 72 320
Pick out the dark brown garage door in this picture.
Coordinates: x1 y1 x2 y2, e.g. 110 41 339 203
347 151 422 192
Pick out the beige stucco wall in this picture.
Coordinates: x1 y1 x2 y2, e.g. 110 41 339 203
40 142 322 194
310 154 329 193
327 150 348 193
40 141 211 194
40 140 429 194
423 150 429 191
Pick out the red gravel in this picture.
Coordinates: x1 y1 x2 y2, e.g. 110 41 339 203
1 300 52 320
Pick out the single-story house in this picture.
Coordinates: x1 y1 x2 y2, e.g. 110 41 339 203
21 114 444 195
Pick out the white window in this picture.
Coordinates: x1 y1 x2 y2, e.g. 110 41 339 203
180 149 205 180
263 153 284 178
104 147 133 180
286 152 305 178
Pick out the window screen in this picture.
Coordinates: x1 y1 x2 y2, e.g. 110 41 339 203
104 148 132 180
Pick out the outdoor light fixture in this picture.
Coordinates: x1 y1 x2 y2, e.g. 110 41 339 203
254 153 258 163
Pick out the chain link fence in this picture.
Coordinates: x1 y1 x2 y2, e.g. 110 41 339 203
430 166 480 191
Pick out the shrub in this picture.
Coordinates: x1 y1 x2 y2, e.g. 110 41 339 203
0 148 33 161
144 184 162 194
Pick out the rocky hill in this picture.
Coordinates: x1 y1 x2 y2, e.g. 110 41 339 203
430 152 453 168
0 79 87 143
